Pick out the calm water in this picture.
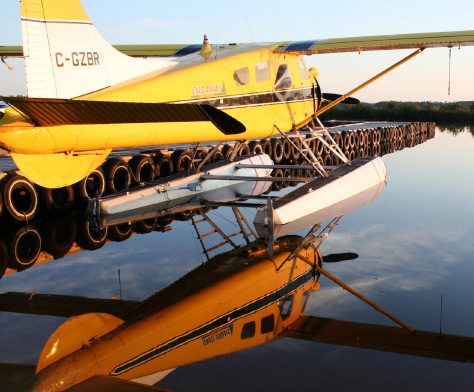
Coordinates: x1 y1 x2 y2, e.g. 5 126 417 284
1 126 474 391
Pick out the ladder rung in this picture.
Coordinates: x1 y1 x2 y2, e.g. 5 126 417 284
207 241 230 252
201 230 218 238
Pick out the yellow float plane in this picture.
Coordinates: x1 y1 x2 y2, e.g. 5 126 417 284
0 0 474 188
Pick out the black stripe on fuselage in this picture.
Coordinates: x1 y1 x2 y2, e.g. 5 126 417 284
175 87 315 110
110 268 315 376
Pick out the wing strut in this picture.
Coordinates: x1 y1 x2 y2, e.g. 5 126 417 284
298 253 416 335
316 48 424 116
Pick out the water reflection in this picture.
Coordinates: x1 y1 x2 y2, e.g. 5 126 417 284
1 179 474 391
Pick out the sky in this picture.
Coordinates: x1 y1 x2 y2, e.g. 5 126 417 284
1 0 473 102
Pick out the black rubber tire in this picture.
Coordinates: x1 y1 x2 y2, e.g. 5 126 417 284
154 154 174 178
157 214 173 227
260 139 273 156
1 175 38 222
76 217 108 251
272 139 284 164
40 185 75 214
108 223 134 242
103 158 131 194
74 168 106 202
211 150 224 162
43 216 77 258
249 141 264 155
174 210 193 221
8 225 42 270
172 150 194 173
237 143 251 157
135 218 157 234
129 155 155 185
282 138 292 161
290 137 302 161
271 168 284 191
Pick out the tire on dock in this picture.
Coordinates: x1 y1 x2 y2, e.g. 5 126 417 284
129 155 155 185
172 149 194 173
74 168 106 202
40 185 75 214
154 154 174 178
1 174 38 222
104 158 132 194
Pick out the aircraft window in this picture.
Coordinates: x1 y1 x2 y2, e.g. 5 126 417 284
274 64 292 89
233 67 250 86
260 314 275 334
241 321 256 339
255 61 270 82
278 295 294 320
299 57 310 80
301 290 311 312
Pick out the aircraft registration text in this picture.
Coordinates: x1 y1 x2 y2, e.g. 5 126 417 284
55 52 100 67
201 324 234 346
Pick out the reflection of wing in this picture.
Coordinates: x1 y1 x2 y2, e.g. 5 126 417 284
283 316 474 363
0 291 138 318
56 375 170 391
0 363 35 392
275 30 474 54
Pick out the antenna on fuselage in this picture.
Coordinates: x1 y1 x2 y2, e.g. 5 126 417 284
245 16 255 43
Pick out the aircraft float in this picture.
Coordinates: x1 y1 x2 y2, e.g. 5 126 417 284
0 0 473 189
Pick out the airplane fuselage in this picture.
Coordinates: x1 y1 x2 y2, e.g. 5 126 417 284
32 238 320 391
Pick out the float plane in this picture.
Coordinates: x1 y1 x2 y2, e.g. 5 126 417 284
0 0 474 188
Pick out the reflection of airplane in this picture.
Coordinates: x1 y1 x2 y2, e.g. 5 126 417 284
1 0 473 188
2 233 474 392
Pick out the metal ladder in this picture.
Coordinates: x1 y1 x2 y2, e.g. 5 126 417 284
191 207 257 261
275 116 349 178
277 216 342 270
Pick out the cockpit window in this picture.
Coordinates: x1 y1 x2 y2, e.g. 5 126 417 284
261 314 275 333
274 64 292 89
278 295 294 320
233 67 250 86
299 57 310 80
241 321 256 339
255 61 270 82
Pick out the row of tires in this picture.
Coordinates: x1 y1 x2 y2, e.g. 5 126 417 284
0 122 435 223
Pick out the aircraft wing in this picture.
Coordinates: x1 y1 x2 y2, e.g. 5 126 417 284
282 315 474 363
275 30 474 54
0 44 201 58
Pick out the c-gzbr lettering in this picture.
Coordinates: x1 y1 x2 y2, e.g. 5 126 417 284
55 52 100 68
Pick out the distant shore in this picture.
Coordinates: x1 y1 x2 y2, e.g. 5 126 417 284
321 101 474 124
